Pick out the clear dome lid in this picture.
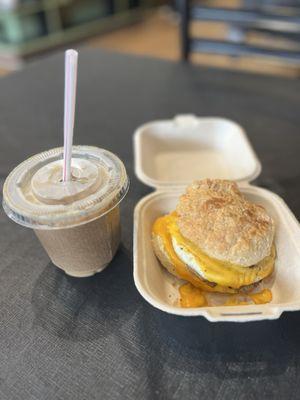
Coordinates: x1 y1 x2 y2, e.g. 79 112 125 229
3 146 129 229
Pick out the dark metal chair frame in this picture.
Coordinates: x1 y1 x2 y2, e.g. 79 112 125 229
179 0 300 63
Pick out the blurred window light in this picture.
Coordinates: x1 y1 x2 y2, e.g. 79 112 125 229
0 0 18 11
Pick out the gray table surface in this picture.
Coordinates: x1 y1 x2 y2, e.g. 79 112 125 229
0 48 300 400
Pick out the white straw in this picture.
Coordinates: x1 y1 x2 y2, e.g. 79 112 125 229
63 49 78 182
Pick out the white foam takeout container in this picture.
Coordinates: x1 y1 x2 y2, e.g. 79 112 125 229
133 115 300 322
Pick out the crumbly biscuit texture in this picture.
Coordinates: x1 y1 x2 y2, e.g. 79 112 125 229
176 179 275 266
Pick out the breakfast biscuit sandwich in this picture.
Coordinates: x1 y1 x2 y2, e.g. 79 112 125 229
152 179 275 295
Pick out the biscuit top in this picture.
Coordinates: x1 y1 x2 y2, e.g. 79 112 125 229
176 179 275 266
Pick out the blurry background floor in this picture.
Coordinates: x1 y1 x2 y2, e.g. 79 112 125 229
0 68 8 76
1 6 300 78
88 8 300 78
88 9 180 61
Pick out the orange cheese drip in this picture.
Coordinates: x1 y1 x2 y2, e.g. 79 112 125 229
249 289 272 304
179 287 273 308
224 289 273 306
225 298 249 306
179 283 207 308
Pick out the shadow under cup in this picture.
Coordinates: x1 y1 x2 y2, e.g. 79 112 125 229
35 206 121 277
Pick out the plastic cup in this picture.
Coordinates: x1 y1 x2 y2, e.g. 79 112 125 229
2 146 129 277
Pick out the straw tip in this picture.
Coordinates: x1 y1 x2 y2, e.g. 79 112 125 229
66 49 78 58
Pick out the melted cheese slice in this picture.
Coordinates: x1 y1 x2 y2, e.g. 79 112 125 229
152 213 275 290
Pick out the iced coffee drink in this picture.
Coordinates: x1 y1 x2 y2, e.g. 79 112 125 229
2 146 129 277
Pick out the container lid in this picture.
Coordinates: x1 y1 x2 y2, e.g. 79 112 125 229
3 146 129 229
134 115 261 189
